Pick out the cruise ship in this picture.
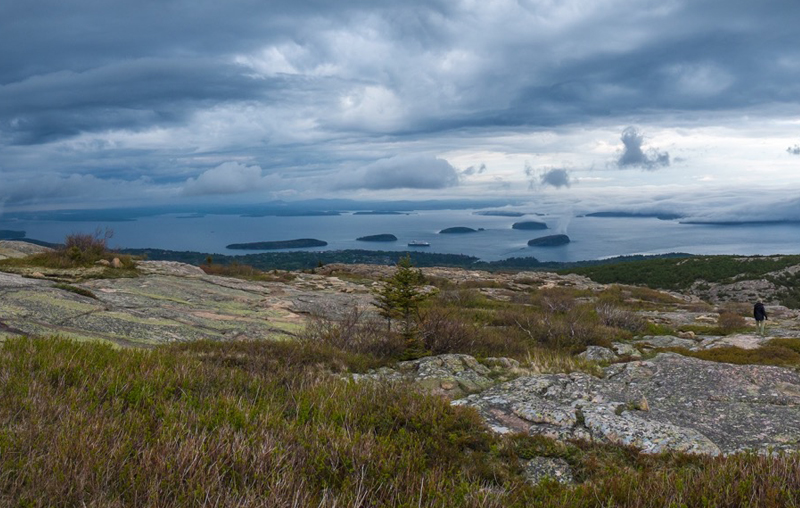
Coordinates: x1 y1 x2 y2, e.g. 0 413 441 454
407 240 430 247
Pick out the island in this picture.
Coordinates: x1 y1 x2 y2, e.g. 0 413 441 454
353 211 408 215
439 227 478 234
0 230 26 240
585 212 682 220
528 234 570 247
226 239 328 250
241 211 341 217
512 221 548 230
356 234 398 242
474 211 525 217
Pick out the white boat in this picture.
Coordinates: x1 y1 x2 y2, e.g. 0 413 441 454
408 240 430 247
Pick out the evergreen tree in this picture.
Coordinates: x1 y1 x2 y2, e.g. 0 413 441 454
373 255 430 358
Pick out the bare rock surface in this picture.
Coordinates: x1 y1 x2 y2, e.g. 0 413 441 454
455 352 800 455
0 261 371 346
355 354 531 398
0 240 53 260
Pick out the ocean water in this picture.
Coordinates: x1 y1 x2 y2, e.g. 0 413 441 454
3 210 800 263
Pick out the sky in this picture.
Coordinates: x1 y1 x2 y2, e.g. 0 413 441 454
2 0 800 221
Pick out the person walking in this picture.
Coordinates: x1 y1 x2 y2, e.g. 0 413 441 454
753 300 768 337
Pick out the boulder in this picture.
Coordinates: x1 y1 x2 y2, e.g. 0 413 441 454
454 353 800 455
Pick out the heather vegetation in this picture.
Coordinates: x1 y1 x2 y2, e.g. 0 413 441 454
3 251 800 505
0 229 137 276
2 336 800 507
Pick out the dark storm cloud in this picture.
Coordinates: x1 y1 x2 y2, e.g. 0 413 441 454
3 0 800 208
617 127 670 170
0 58 277 144
788 145 800 155
540 169 571 188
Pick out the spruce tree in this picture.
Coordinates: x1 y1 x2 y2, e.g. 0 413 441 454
373 255 430 358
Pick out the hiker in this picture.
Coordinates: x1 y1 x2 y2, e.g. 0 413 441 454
753 300 767 336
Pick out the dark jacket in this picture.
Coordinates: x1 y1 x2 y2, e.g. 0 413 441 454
754 302 767 321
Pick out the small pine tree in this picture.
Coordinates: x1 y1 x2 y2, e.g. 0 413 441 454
373 255 430 358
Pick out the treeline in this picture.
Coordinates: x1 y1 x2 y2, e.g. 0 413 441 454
122 247 693 272
122 248 483 271
562 254 800 291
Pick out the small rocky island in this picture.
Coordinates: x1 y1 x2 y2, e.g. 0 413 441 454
356 234 398 242
226 239 328 250
512 221 548 230
439 227 478 234
528 234 570 247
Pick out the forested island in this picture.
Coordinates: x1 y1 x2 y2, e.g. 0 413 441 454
528 234 570 246
356 234 398 242
585 212 683 220
473 211 525 217
512 221 548 230
226 239 328 250
352 211 408 215
439 227 478 234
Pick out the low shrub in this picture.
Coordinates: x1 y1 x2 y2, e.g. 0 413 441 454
717 311 748 334
668 345 800 367
299 305 404 362
200 261 296 282
53 283 98 300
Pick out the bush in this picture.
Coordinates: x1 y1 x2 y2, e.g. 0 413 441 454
717 311 747 334
299 305 404 361
596 303 647 333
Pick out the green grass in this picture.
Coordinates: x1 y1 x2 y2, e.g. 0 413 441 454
2 336 800 507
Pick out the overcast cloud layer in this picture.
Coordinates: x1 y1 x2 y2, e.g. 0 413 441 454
2 0 800 219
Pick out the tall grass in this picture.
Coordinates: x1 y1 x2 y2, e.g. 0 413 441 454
2 337 799 507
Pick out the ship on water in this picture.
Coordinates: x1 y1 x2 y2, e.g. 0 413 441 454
407 240 430 247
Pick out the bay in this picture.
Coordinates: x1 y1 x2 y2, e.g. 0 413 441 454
2 210 800 263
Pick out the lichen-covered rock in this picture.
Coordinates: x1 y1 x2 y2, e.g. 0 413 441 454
523 457 573 485
633 335 697 349
358 354 498 398
577 346 618 362
455 353 800 455
611 342 642 358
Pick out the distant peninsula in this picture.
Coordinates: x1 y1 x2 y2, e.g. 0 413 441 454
439 227 478 234
0 230 26 240
585 212 682 220
356 234 398 242
353 211 408 215
512 221 548 230
474 211 525 217
226 239 328 250
241 211 341 217
528 234 570 247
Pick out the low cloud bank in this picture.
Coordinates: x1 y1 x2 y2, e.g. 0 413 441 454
336 155 459 190
183 162 275 196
